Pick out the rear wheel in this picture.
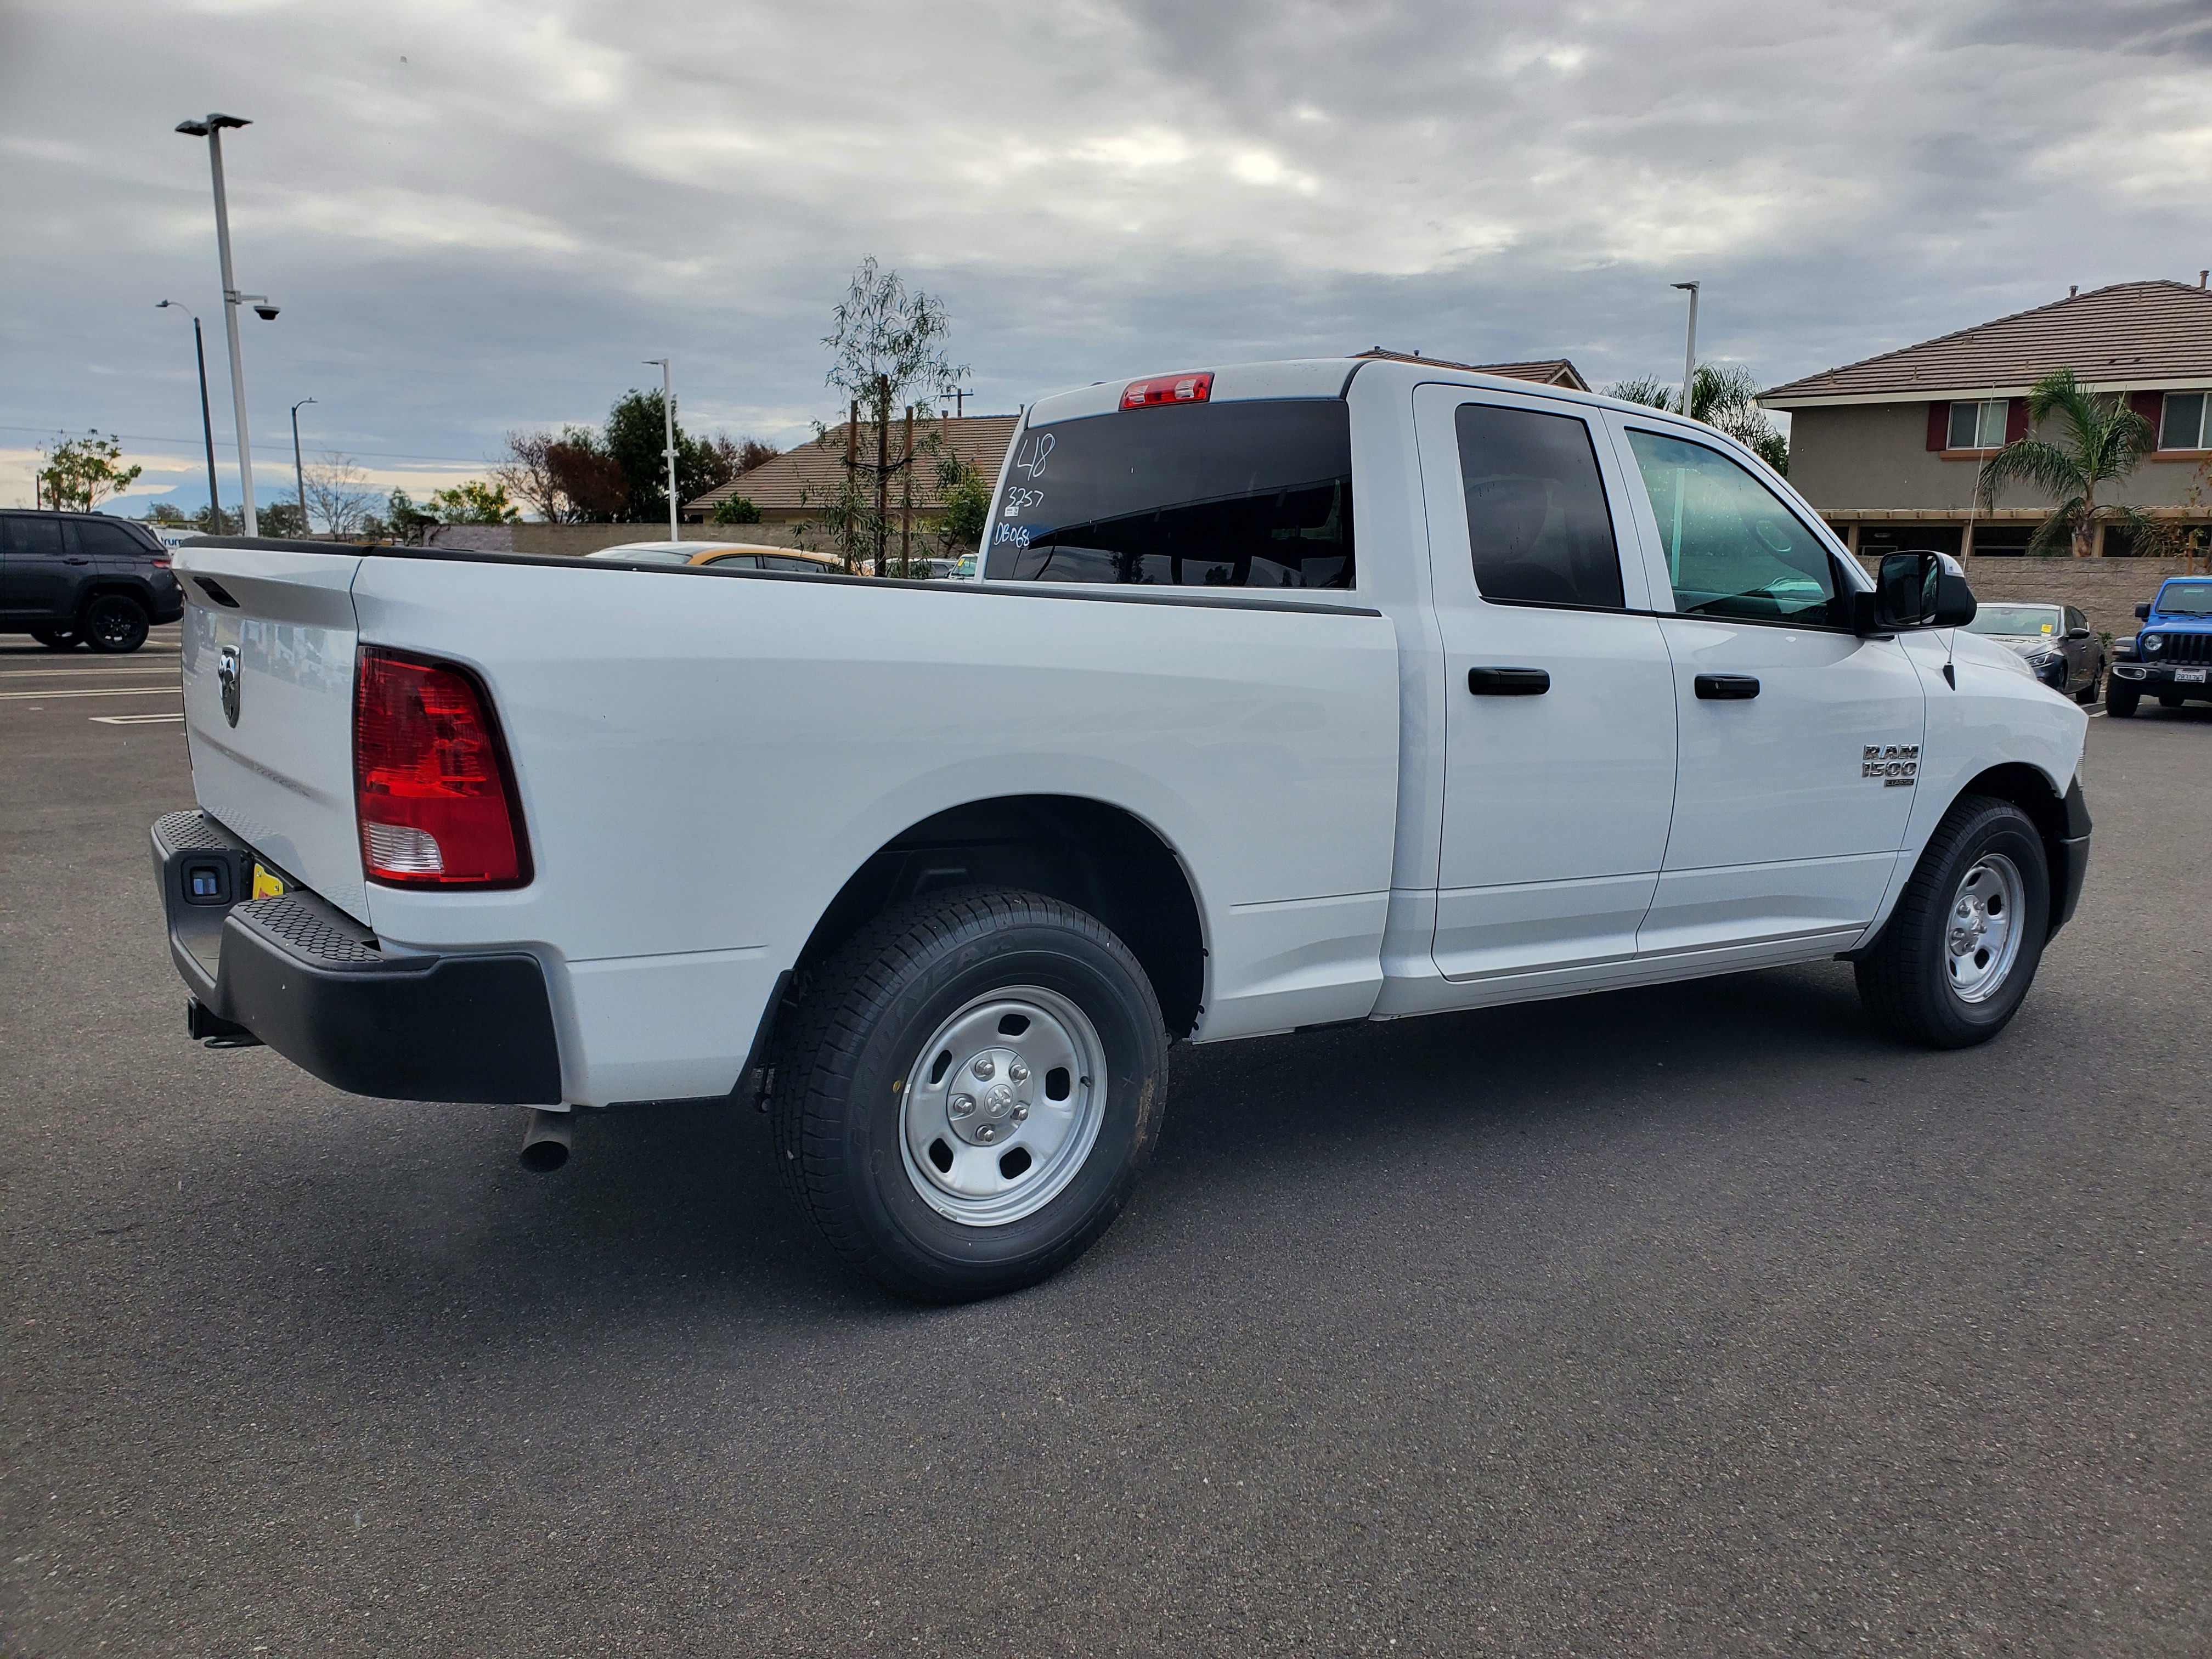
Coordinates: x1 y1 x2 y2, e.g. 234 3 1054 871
769 887 1170 1301
30 626 79 650
2159 694 2183 709
1855 795 2049 1049
2107 682 2138 718
81 595 149 654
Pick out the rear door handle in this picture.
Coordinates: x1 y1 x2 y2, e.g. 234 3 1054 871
1467 667 1550 696
1694 673 1760 700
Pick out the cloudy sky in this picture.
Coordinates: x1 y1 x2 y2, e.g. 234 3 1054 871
3 0 2208 516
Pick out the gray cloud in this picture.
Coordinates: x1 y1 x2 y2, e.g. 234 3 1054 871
2 0 2206 512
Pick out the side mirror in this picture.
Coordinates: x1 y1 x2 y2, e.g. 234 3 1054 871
1873 551 1978 630
2135 602 2152 620
2067 627 2092 640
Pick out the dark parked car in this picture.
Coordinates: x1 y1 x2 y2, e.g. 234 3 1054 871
1962 601 2106 704
0 511 184 652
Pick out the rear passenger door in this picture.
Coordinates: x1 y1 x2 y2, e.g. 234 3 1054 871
0 514 83 621
1607 419 1926 955
1415 386 1678 980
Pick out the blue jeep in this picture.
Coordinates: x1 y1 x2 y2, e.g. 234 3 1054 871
2109 577 2212 717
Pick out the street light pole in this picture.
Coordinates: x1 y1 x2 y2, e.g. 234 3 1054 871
156 301 222 529
290 397 317 534
177 113 261 537
1671 281 1701 418
645 358 677 541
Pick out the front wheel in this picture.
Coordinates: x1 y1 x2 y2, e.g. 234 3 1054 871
81 595 149 654
1855 795 2049 1049
2107 682 2138 717
31 627 80 650
769 888 1169 1301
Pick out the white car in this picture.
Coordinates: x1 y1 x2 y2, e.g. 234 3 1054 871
151 357 2090 1300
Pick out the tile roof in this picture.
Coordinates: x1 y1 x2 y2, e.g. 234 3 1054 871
1760 280 2212 405
686 414 1022 519
1351 348 1591 390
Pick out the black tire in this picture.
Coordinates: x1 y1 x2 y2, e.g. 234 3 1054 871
769 887 1169 1302
1855 794 2050 1049
2107 682 2138 717
2074 664 2101 706
80 595 149 654
30 627 80 650
2158 694 2182 709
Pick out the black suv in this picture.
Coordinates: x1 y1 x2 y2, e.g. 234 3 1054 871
0 511 184 653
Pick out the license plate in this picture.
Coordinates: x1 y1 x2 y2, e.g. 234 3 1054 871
2179 668 2208 684
251 863 288 900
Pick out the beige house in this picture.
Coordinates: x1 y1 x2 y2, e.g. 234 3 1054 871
1760 279 2212 558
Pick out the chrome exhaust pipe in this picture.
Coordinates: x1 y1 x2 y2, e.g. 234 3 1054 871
519 1108 572 1173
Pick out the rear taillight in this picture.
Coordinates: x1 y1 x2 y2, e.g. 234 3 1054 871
353 649 529 888
1121 371 1213 410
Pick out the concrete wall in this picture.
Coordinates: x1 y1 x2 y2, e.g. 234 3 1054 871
1855 552 2196 641
1791 403 2211 512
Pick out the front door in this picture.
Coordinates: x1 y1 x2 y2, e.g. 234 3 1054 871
1608 419 1926 954
1416 386 1678 980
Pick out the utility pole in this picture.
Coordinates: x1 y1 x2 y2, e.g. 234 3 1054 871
1672 281 1701 419
177 114 272 537
290 397 315 535
943 381 971 418
875 380 890 575
156 301 222 529
900 404 915 571
845 399 859 572
644 359 678 540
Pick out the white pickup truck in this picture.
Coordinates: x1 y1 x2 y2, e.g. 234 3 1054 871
151 357 2091 1299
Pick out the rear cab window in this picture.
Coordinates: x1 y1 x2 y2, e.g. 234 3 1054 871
984 399 1354 589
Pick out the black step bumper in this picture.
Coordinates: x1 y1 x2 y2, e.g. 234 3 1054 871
149 810 563 1105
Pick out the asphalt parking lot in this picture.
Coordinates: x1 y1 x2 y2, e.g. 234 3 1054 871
3 628 2208 1657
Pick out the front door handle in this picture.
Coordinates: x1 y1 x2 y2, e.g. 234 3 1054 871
63 556 92 565
1694 673 1760 700
1468 667 1550 696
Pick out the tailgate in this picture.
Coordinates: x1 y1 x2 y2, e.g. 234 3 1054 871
176 544 370 923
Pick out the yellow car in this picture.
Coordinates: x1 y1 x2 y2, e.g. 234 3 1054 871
688 545 843 575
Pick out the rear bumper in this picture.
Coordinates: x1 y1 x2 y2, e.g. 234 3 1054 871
149 809 562 1104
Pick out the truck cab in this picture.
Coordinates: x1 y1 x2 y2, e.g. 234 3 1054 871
2109 577 2212 715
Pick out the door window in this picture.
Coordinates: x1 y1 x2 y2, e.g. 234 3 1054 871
2065 606 2088 635
1454 404 1624 608
1624 430 1841 625
4 515 65 557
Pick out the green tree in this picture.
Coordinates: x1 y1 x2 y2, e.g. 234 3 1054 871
36 431 143 510
426 479 522 524
601 391 736 523
145 502 189 526
1977 368 2160 558
711 494 763 525
258 501 308 538
1607 364 1789 475
932 455 991 557
820 257 965 572
385 488 437 544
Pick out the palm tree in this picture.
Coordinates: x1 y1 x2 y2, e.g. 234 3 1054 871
1977 368 2159 558
1606 363 1790 475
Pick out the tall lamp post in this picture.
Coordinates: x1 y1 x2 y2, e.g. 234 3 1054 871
176 112 279 538
644 358 678 541
1671 280 1701 417
155 300 222 529
290 397 317 535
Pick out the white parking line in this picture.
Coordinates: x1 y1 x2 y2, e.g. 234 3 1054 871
89 712 187 725
0 686 182 700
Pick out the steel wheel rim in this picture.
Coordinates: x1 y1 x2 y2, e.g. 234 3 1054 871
1944 852 2025 1004
898 985 1108 1228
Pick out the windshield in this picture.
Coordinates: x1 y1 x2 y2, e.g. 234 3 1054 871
1966 604 2063 637
984 399 1354 589
2154 580 2212 616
